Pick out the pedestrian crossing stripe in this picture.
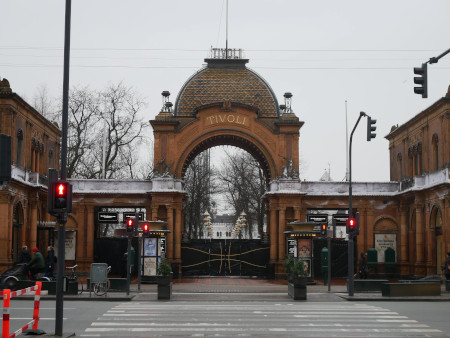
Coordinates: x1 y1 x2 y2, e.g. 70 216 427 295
84 302 443 335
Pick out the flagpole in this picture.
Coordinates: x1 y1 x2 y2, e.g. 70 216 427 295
345 100 349 181
225 0 228 59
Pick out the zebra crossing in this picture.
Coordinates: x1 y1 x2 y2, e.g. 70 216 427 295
81 301 443 336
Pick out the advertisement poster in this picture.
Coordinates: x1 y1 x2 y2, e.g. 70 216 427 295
143 238 157 257
287 238 297 257
298 239 311 258
159 237 166 255
375 234 397 262
143 257 157 276
303 259 311 277
54 230 76 260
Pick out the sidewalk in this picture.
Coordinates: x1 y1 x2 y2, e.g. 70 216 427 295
13 277 450 302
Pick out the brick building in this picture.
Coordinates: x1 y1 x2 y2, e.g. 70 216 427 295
0 58 448 278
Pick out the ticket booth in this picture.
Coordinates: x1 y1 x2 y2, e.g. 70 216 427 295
284 222 320 283
139 220 170 283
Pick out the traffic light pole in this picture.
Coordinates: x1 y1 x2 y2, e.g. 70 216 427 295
137 235 142 291
126 234 131 296
348 111 366 296
55 0 72 336
327 236 331 292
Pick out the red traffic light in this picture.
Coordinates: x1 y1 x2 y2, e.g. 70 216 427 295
127 219 134 227
347 217 357 235
321 224 327 236
56 183 66 196
143 223 149 232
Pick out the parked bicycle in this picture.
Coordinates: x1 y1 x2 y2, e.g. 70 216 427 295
65 264 84 295
93 265 111 296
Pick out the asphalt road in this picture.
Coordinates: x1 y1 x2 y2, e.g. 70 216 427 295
5 298 450 337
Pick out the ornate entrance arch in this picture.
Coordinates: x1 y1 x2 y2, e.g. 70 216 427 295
150 54 304 275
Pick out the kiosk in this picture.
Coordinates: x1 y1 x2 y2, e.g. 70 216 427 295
138 220 170 283
284 222 320 283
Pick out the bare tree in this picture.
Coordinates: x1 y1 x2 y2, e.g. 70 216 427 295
66 85 101 178
217 149 267 238
64 82 149 179
32 84 58 122
183 151 217 238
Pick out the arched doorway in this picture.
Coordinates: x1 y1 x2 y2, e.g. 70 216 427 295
12 201 24 262
150 53 304 275
430 205 444 274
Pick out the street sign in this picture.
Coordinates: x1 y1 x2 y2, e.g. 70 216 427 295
123 212 144 222
307 214 328 223
332 214 348 226
98 212 118 223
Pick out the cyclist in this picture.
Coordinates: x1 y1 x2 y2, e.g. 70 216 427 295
28 247 45 278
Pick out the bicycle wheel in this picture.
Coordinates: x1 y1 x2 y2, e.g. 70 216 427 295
93 281 108 296
77 278 84 295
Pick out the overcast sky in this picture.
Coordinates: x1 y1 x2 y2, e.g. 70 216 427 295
2 0 450 183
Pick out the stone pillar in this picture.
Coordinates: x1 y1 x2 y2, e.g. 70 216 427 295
399 205 408 263
424 204 433 274
36 150 40 174
357 208 366 254
151 206 158 221
30 200 38 249
86 205 95 262
278 206 286 263
174 207 182 262
269 205 277 262
166 206 174 260
446 196 450 253
0 192 11 267
81 205 87 258
366 208 374 249
31 148 35 172
294 207 300 222
415 203 424 263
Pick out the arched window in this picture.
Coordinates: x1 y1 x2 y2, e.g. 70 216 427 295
430 205 443 228
396 153 403 181
408 147 413 178
417 142 423 175
49 149 54 169
16 129 24 167
12 202 24 262
432 134 439 171
413 145 418 176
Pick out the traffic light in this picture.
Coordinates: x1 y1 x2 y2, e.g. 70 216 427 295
367 116 376 141
321 224 327 237
126 218 134 235
414 63 428 98
52 180 72 214
346 217 357 235
142 222 149 237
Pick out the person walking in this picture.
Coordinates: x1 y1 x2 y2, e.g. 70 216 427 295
28 247 45 278
443 252 450 280
18 245 31 264
45 246 56 278
359 252 368 279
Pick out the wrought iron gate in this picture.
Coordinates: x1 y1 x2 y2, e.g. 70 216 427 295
181 239 270 276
